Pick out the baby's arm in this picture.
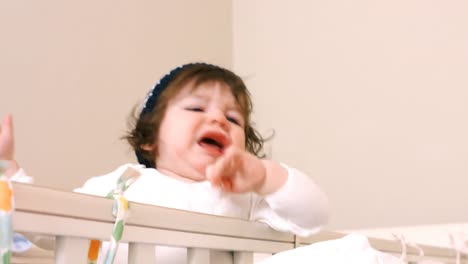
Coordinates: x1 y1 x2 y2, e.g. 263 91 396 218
252 165 330 236
206 145 330 235
0 114 32 183
0 114 21 176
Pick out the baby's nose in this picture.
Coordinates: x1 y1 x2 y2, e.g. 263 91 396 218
208 109 228 127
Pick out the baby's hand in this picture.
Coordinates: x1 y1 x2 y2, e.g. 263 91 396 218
0 114 20 176
206 146 288 195
206 146 266 193
0 114 15 161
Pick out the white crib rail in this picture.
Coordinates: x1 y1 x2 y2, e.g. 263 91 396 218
11 183 467 264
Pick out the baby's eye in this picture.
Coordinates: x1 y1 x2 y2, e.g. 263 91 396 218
185 107 204 112
226 116 241 126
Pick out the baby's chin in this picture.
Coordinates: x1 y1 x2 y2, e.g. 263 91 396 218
174 164 207 182
192 162 215 181
156 163 206 182
194 165 210 181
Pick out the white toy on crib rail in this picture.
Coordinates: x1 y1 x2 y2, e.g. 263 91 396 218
449 232 468 264
259 234 403 264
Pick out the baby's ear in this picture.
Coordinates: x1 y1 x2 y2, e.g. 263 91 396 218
140 143 154 151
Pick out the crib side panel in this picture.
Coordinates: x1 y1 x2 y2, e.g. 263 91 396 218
55 236 88 264
128 243 156 264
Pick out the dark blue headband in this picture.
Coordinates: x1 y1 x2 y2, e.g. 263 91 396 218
135 63 213 167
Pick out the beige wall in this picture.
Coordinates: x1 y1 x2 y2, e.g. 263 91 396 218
3 0 468 232
233 1 468 229
0 1 232 190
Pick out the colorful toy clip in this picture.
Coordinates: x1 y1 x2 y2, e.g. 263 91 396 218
0 161 13 264
87 167 140 264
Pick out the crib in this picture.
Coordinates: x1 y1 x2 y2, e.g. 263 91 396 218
10 183 467 264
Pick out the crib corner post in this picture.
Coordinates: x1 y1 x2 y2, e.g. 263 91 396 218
233 251 254 264
294 235 301 248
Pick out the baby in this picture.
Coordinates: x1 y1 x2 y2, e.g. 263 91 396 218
1 63 330 263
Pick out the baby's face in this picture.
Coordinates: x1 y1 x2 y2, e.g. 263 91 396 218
155 81 246 182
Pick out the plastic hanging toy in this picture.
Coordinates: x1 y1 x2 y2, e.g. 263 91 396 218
87 167 140 264
0 161 13 264
449 232 468 264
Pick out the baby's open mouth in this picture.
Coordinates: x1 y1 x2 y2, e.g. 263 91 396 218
199 137 224 150
198 132 229 155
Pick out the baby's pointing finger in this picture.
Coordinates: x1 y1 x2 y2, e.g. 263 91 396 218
208 170 234 192
206 153 235 185
206 159 225 187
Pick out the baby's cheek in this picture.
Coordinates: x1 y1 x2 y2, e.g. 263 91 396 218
234 130 247 150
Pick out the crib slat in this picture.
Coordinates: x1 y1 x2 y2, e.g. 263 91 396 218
233 251 253 264
128 243 156 264
55 236 88 264
187 248 210 264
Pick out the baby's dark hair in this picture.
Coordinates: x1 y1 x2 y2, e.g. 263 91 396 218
124 63 265 168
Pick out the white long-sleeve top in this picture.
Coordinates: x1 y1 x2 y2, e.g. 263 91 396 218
74 163 329 237
12 163 329 263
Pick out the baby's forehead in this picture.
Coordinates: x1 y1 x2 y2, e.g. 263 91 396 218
188 79 228 92
180 80 239 102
